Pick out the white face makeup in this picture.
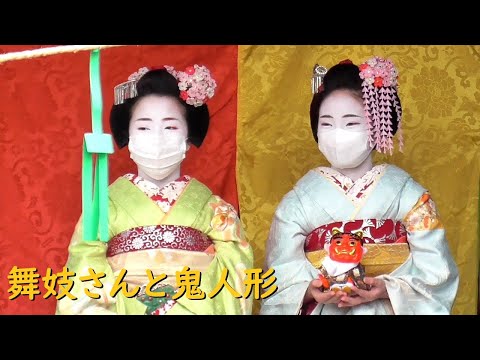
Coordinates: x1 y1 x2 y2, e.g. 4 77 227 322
317 90 373 170
128 95 189 180
129 94 188 139
317 89 368 133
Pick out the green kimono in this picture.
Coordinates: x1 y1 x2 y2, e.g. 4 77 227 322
56 174 254 315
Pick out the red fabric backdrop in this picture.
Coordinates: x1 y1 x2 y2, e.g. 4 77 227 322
0 45 239 314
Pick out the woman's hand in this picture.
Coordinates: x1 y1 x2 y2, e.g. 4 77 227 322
303 279 346 305
337 277 389 308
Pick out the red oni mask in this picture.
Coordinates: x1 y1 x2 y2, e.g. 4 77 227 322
325 229 367 263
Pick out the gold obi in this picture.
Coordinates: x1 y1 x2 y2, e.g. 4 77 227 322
306 243 410 277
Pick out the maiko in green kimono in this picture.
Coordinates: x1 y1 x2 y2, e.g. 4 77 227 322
56 65 253 315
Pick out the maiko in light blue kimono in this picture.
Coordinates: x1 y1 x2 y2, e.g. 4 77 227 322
260 164 459 315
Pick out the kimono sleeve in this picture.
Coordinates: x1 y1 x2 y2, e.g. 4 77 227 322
260 190 319 315
55 215 118 315
381 191 459 314
175 195 254 315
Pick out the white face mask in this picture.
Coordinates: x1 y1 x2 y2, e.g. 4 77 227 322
317 90 373 170
128 132 187 180
317 129 371 170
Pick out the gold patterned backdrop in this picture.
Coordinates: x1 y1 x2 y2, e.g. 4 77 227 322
237 45 480 315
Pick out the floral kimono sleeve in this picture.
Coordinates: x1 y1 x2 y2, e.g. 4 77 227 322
168 195 254 315
380 192 459 314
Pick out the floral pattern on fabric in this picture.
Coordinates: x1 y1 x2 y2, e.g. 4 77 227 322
316 164 387 206
403 193 444 232
107 225 213 256
123 173 190 213
136 283 178 315
305 219 407 252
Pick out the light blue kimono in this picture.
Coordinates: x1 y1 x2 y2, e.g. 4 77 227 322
260 164 459 315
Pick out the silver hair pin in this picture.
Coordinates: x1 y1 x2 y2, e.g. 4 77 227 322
311 64 328 94
114 80 139 105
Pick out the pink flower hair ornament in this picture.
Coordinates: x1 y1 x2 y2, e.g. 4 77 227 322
359 56 403 155
114 64 217 108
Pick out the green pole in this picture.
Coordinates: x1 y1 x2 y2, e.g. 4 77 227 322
82 49 114 242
